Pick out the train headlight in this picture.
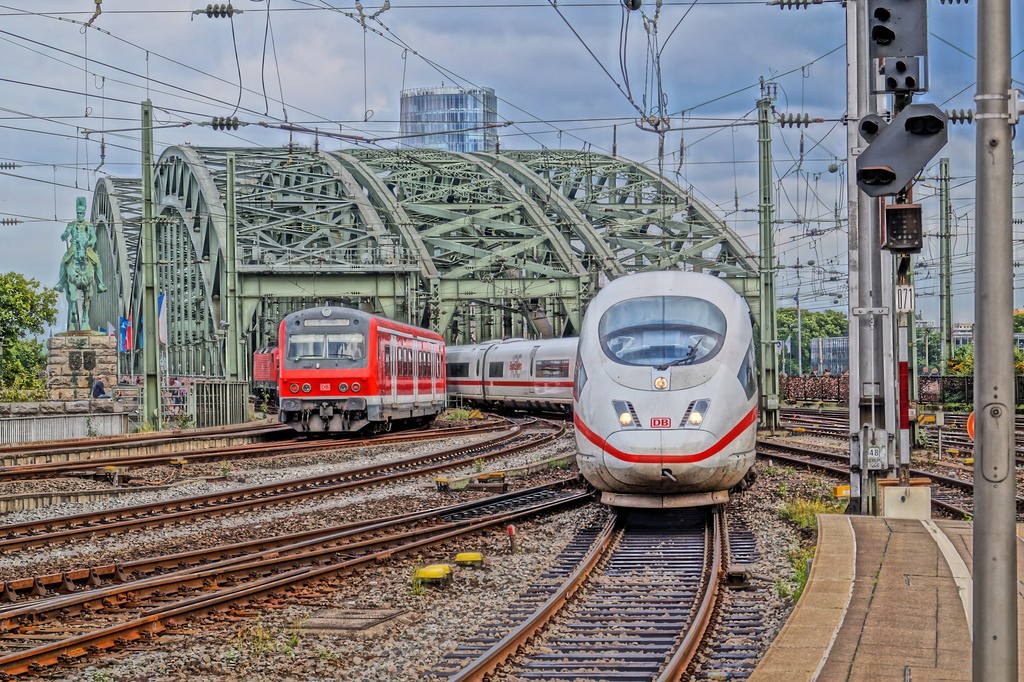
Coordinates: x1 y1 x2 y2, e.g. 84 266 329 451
612 399 638 429
683 399 711 429
289 383 299 394
338 382 349 393
301 383 312 393
351 382 362 393
653 376 668 390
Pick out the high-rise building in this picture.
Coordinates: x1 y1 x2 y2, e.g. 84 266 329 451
400 86 498 152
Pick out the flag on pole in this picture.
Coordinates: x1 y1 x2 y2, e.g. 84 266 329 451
119 317 132 352
106 321 116 338
157 293 168 345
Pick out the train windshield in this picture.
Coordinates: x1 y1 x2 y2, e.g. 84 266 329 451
598 296 727 367
285 332 366 365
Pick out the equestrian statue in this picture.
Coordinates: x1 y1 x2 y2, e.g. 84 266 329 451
57 196 107 331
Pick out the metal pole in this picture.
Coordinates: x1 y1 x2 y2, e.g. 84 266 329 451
847 0 894 515
939 158 953 371
225 154 240 382
140 100 162 429
796 290 802 376
757 85 780 431
973 0 1018 677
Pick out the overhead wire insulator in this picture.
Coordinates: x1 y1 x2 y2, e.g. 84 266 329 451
202 3 240 18
0 162 18 170
777 113 822 128
211 116 241 130
945 108 974 125
772 0 822 8
0 218 20 226
938 0 970 4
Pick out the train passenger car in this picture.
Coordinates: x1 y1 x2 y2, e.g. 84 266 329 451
573 271 758 508
251 346 280 405
277 307 446 433
446 337 577 413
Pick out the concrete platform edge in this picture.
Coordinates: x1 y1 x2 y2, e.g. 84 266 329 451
749 514 854 681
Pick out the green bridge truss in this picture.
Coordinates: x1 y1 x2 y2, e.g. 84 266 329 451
85 147 759 379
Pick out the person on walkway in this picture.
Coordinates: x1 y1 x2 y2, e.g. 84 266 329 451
92 375 111 399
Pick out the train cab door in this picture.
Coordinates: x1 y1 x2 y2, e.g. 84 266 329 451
381 336 396 405
411 342 419 401
479 345 492 403
527 345 541 396
431 345 442 403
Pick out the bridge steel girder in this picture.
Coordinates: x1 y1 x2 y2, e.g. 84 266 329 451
100 146 758 380
90 178 141 334
498 149 761 336
338 148 592 340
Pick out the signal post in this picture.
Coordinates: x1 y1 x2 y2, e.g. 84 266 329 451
849 1 945 514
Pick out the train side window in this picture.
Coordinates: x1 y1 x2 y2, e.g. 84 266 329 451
384 345 393 375
535 358 570 378
573 357 587 401
448 362 470 378
737 340 757 400
488 361 504 378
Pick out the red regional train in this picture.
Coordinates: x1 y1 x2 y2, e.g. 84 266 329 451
275 307 446 433
251 346 281 406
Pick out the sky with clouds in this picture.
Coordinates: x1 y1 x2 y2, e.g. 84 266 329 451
0 1 1015 333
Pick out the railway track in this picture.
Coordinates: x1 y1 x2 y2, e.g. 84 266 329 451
0 420 564 553
432 507 722 681
0 421 288 462
778 407 1024 462
756 437 1024 519
0 419 506 478
0 482 589 677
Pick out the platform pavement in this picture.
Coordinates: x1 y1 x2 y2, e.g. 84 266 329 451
749 515 1024 681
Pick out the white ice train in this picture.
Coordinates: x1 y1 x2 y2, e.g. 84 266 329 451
573 271 759 509
445 337 577 413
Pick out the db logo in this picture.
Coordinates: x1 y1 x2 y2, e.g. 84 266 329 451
650 417 672 428
320 383 331 391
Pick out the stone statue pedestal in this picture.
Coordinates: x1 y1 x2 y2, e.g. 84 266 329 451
47 333 118 401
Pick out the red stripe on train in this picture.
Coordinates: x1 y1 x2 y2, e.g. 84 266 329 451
448 379 573 388
574 406 757 463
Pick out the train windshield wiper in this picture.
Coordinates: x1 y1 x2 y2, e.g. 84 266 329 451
656 346 697 371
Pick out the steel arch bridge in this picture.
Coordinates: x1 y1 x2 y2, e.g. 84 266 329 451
85 147 759 379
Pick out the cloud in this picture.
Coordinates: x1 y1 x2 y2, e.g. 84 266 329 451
0 1 1012 327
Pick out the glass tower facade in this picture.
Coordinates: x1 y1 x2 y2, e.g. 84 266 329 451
400 87 498 152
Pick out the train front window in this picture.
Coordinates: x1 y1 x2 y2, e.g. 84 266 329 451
286 332 367 366
599 295 727 367
287 334 325 361
326 333 365 361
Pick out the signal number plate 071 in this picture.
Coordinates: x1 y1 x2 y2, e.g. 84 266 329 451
650 417 672 428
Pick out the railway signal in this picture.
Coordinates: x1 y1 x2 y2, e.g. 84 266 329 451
867 0 928 59
856 103 948 198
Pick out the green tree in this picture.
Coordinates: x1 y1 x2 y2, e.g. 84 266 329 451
0 273 58 393
948 344 973 376
1014 313 1024 334
915 325 942 374
775 307 849 375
